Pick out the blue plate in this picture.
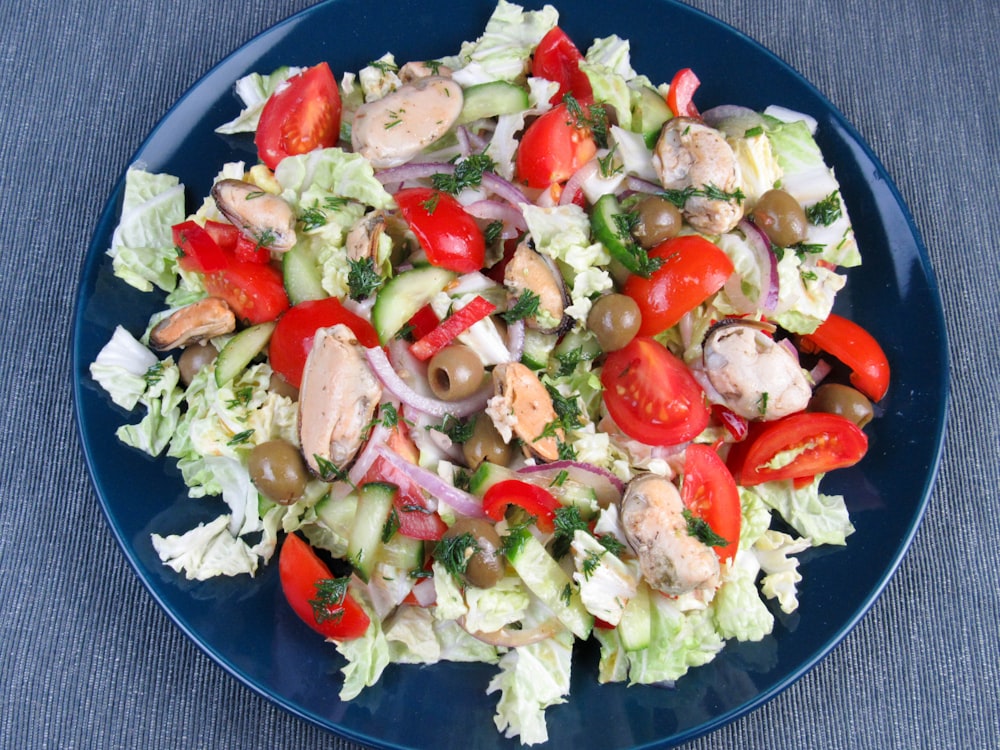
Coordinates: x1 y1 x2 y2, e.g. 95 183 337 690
72 1 948 747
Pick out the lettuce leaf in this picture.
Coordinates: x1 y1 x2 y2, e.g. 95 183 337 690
214 67 304 134
747 475 855 545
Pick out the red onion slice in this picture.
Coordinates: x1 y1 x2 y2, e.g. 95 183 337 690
364 346 489 419
464 199 527 239
624 175 663 195
559 160 600 206
375 162 447 186
373 443 486 518
516 460 624 508
738 219 780 312
506 318 525 363
480 171 530 208
460 615 563 647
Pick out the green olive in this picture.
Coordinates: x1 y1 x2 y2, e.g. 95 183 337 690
177 342 217 386
750 189 808 247
462 416 512 468
268 371 299 402
631 195 682 249
248 439 308 505
587 294 642 352
808 383 874 428
442 517 505 589
427 344 485 401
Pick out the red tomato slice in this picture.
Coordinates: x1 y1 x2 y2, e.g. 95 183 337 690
799 313 891 402
268 297 379 388
732 412 869 486
173 221 228 273
482 479 560 533
712 404 750 442
409 295 496 361
203 261 288 326
531 27 593 104
256 62 342 171
601 336 710 446
515 103 598 188
278 533 370 640
682 444 741 563
667 67 701 118
624 235 734 336
394 188 486 273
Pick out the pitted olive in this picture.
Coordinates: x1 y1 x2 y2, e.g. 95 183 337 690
587 294 641 352
427 344 485 401
750 189 808 247
178 342 217 386
248 439 308 505
462 416 512 468
631 195 682 249
808 383 874 428
442 517 505 589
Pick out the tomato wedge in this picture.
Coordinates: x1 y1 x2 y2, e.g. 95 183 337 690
256 62 342 171
203 261 289 326
600 336 710 446
667 67 700 118
394 188 486 273
682 444 741 563
278 533 370 640
624 235 734 336
515 103 598 188
531 27 593 104
268 297 379 388
799 313 890 402
174 221 228 273
482 479 560 532
730 412 868 486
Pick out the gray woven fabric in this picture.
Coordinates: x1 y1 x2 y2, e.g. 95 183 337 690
1 1 997 748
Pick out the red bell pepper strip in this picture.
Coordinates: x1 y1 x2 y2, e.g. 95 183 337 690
799 313 890 402
409 295 496 361
482 479 560 533
667 68 700 118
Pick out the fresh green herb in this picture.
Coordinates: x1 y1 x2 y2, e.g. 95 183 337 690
254 228 277 249
381 508 401 544
347 256 383 301
226 386 254 408
431 153 496 194
806 191 842 226
299 204 327 231
430 414 475 443
434 532 479 577
309 577 351 623
551 506 589 559
757 392 769 416
659 183 746 208
453 468 471 492
227 429 255 446
421 191 440 214
501 523 531 558
384 109 404 129
245 190 266 200
581 550 603 579
563 93 609 148
424 60 443 75
377 403 401 428
610 209 663 278
557 438 577 461
597 144 622 178
545 383 583 430
143 361 166 387
368 59 398 73
683 509 730 548
324 196 349 211
394 322 416 341
800 269 818 282
554 347 584 377
483 220 504 245
550 469 569 488
314 455 353 486
560 583 573 605
502 289 541 323
744 125 764 138
597 533 626 557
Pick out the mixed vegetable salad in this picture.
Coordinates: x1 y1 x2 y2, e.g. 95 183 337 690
90 1 891 744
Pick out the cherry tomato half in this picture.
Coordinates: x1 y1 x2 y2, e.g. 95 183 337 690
799 313 890 402
278 533 370 640
482 479 560 533
256 62 342 171
624 235 734 337
515 103 598 189
730 412 869 487
531 27 593 105
682 444 741 563
268 297 379 388
394 188 486 273
600 336 710 446
203 262 289 326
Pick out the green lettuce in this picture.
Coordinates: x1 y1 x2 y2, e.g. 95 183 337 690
107 167 185 293
214 66 304 134
747 475 855 545
710 551 774 642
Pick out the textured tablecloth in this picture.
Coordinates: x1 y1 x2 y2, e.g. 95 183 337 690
2 0 997 748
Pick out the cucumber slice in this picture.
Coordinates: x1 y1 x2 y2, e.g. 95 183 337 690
214 321 275 386
505 528 593 639
618 580 652 651
377 533 424 572
458 81 530 124
347 482 397 582
315 492 359 539
282 242 326 304
371 265 456 344
467 461 519 497
630 84 672 149
520 328 558 370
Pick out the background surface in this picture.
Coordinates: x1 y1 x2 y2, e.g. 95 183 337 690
2 1 997 748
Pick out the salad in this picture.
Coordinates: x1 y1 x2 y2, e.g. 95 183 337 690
89 0 891 745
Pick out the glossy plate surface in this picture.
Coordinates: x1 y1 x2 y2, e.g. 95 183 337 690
72 1 948 747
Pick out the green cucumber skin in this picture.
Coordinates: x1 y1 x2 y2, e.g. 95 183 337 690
371 265 456 345
347 482 397 583
213 321 275 386
458 81 530 124
282 244 326 305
